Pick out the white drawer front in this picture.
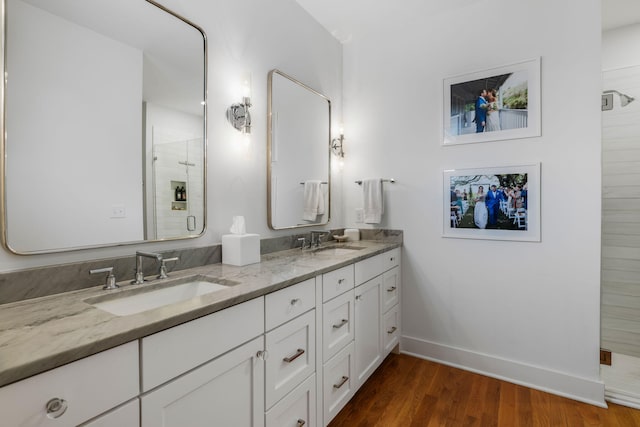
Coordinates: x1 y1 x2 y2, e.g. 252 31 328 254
266 374 316 427
383 306 400 356
322 264 354 302
354 248 400 285
80 398 139 427
141 297 264 391
322 290 354 362
381 266 400 314
0 341 138 427
265 310 316 409
323 342 355 425
266 278 316 331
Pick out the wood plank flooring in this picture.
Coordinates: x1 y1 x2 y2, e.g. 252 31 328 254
328 353 640 426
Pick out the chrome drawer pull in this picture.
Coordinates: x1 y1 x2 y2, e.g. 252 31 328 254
390 256 395 262
387 286 397 292
297 419 306 427
332 319 348 329
387 326 397 334
333 375 349 389
283 348 305 363
45 397 68 419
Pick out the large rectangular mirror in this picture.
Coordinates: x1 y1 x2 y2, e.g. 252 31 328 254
1 0 207 254
267 69 331 230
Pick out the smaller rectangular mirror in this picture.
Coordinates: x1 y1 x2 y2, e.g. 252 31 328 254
267 69 331 230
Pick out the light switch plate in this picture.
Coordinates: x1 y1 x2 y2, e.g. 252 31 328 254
355 208 364 223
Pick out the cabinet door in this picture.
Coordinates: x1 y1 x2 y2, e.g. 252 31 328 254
354 277 382 388
322 290 354 362
265 310 316 409
141 336 265 427
80 399 139 427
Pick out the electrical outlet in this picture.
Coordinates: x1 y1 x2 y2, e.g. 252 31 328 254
111 205 126 218
600 349 612 366
355 208 364 223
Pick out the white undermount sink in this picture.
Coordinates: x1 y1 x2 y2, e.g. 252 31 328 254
313 245 366 256
86 275 232 316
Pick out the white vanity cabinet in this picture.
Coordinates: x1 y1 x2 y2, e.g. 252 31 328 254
0 341 139 427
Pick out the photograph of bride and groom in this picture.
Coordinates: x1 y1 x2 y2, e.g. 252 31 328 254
448 69 529 137
449 173 528 231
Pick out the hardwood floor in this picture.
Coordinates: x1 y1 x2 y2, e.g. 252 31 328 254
328 353 640 426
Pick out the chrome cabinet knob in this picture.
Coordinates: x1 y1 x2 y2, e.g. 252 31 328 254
45 397 68 419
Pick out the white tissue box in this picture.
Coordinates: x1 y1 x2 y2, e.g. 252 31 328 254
222 234 260 266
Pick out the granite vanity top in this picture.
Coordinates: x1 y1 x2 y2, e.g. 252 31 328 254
0 240 400 388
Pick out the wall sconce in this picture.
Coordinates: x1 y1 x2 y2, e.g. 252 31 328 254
226 96 252 134
331 127 345 158
227 74 252 134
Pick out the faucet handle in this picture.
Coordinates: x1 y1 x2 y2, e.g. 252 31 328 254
297 237 307 250
158 257 179 279
90 267 119 290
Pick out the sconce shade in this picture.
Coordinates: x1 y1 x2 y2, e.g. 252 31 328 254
227 96 252 133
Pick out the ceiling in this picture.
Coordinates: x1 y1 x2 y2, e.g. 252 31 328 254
295 0 640 42
602 0 640 31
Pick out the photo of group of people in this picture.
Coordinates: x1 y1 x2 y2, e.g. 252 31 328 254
449 173 528 231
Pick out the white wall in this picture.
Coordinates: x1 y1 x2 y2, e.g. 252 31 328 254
0 0 342 270
341 0 604 405
603 23 640 70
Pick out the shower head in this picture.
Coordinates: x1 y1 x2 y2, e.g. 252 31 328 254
603 90 635 108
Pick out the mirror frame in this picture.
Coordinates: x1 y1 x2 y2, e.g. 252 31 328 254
0 0 208 254
267 69 332 230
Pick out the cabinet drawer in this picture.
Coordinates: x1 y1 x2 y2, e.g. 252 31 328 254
266 278 316 331
322 264 354 302
355 248 400 285
141 297 264 391
383 306 400 356
322 290 354 362
323 342 355 425
381 266 400 314
265 310 316 409
0 341 138 427
266 374 316 427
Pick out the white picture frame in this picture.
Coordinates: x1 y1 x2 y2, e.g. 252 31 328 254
443 163 541 242
443 58 541 146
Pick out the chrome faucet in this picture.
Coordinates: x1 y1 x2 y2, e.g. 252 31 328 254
310 231 331 248
132 251 163 284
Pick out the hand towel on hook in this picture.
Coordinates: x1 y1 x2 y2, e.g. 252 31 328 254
363 178 383 224
303 180 324 221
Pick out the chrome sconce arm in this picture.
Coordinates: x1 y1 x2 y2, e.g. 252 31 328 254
227 96 252 133
331 133 344 158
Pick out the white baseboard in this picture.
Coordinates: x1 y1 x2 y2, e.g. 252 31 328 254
401 335 606 408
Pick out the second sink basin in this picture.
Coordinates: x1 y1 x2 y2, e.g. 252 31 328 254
86 275 234 316
312 245 366 256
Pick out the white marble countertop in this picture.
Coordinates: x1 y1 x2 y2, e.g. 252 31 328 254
0 240 400 387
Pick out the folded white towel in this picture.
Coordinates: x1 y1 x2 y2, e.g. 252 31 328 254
363 178 383 224
302 180 324 221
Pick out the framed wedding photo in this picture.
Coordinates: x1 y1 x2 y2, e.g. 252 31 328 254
443 163 541 242
442 58 541 146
